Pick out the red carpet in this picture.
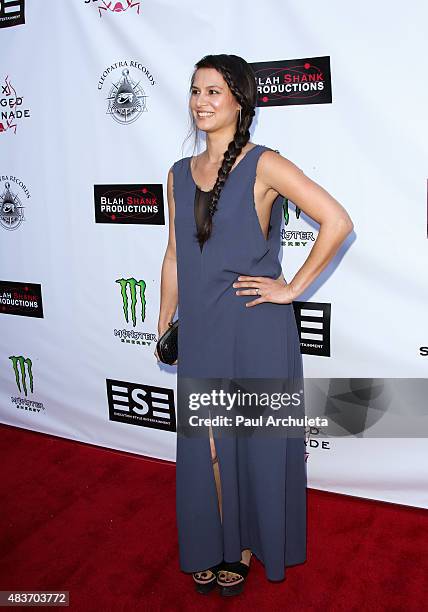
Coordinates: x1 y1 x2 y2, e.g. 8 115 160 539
1 423 427 611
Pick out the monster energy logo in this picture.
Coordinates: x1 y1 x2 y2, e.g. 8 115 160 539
282 197 301 226
9 356 33 396
116 277 147 327
272 150 301 225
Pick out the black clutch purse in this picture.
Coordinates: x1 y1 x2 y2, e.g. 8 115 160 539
156 319 178 365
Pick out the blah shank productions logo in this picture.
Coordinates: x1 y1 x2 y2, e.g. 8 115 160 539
0 176 30 230
1 76 30 133
292 301 331 357
8 355 45 413
85 0 141 18
97 60 155 124
0 280 44 318
106 378 176 431
94 184 165 224
114 277 157 348
251 56 332 107
0 0 25 28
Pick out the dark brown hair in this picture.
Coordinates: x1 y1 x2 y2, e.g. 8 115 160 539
185 54 257 249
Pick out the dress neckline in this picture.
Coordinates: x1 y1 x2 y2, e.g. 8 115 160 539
188 144 261 192
195 185 213 194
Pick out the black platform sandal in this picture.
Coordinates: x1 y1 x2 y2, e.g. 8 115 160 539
217 552 253 597
192 560 224 594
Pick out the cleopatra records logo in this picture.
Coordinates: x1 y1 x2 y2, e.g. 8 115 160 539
0 177 30 230
0 75 30 134
85 0 141 18
114 277 157 347
97 61 156 124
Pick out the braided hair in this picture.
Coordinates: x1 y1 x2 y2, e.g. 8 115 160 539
188 54 258 249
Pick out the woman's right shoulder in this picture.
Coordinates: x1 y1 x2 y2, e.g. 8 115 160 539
167 156 190 199
168 156 191 187
170 155 190 171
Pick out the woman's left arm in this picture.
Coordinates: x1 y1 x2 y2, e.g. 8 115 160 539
236 151 354 305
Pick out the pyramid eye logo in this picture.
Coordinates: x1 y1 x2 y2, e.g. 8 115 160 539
107 68 147 124
0 182 25 230
9 355 33 396
116 278 146 327
117 92 133 104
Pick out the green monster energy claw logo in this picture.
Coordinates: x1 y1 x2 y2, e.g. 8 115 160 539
272 151 300 226
116 277 147 327
9 356 33 396
282 197 301 226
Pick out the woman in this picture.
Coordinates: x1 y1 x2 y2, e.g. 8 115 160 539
155 54 353 596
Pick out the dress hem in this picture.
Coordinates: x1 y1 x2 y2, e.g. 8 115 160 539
179 547 307 582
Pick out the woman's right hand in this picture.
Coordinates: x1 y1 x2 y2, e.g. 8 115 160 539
154 346 178 365
154 326 178 365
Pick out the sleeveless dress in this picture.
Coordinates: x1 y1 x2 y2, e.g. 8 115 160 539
172 144 307 582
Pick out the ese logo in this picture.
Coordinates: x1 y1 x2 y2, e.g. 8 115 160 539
292 301 331 357
0 1 25 29
106 378 176 431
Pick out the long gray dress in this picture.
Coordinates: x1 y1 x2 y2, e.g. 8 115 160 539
172 144 307 582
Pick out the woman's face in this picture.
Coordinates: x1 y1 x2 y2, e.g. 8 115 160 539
190 67 240 133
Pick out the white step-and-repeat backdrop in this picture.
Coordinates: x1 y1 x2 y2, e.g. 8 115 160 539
1 1 427 508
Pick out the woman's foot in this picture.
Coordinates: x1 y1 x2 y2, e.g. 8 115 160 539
192 560 224 594
217 550 253 597
241 549 252 565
